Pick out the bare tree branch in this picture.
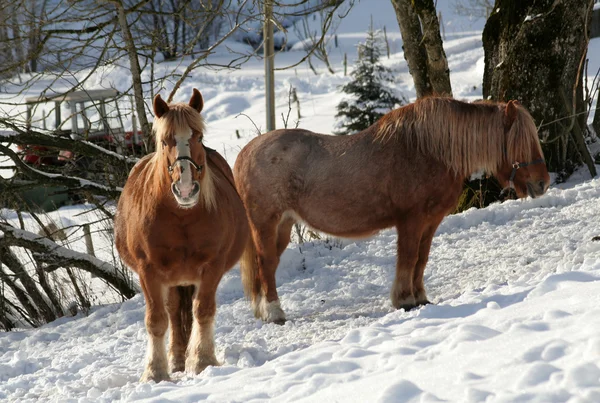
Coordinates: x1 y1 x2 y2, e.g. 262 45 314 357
0 222 138 299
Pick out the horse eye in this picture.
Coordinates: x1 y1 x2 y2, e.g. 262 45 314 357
197 136 202 143
161 140 167 147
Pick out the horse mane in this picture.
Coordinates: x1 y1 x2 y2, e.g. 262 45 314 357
375 97 543 177
140 102 216 213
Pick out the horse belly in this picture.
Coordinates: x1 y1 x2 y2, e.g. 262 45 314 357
296 201 392 239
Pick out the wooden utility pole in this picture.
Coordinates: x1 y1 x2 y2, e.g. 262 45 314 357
264 0 276 132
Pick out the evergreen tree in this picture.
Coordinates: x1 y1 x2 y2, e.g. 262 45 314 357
335 26 405 135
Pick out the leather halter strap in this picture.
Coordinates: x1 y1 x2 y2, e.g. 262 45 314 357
167 156 203 174
508 158 545 183
501 158 545 199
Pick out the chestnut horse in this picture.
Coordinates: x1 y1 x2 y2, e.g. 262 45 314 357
234 97 550 324
115 89 251 382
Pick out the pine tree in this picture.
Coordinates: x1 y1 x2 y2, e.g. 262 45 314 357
334 26 405 135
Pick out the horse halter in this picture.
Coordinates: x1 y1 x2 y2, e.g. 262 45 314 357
167 156 203 175
500 158 545 199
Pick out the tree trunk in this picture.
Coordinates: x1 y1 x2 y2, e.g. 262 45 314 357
391 0 432 97
390 0 452 97
412 0 453 96
0 6 14 77
114 0 152 153
11 6 25 72
593 81 600 140
483 0 596 178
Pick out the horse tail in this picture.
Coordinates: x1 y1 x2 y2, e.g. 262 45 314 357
240 235 261 303
177 285 194 345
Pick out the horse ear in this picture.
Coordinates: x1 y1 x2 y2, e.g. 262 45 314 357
153 94 169 118
504 100 518 131
189 88 204 113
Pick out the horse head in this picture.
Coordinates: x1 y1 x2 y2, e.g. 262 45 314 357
495 100 550 199
153 88 210 209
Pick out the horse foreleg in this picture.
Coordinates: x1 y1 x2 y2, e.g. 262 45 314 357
167 286 193 373
413 226 436 306
140 278 169 382
186 276 220 374
391 219 423 310
413 216 445 306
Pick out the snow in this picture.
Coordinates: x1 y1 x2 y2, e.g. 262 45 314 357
1 178 600 402
1 0 600 402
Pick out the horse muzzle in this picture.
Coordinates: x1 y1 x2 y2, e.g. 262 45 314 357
526 180 548 199
172 181 200 208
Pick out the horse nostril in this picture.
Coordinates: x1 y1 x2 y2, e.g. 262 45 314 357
171 182 180 197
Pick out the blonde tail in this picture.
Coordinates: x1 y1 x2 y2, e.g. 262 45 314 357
240 235 260 303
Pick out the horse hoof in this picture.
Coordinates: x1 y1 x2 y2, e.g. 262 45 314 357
186 356 220 375
417 300 432 307
257 298 287 324
140 369 171 383
169 360 185 373
397 303 417 311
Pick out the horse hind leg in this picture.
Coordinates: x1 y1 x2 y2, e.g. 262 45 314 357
186 275 221 374
251 214 292 324
276 214 295 256
140 277 170 382
167 285 193 373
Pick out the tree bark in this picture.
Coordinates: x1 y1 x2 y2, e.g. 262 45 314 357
11 5 25 72
412 0 453 96
483 0 595 177
593 82 600 139
0 6 14 77
391 0 431 97
390 0 452 97
113 0 152 153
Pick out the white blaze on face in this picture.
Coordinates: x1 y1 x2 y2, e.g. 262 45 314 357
174 128 194 198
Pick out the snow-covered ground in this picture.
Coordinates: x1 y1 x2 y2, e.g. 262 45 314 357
1 177 599 402
1 0 600 402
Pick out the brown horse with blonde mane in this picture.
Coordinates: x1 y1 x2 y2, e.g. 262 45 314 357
234 97 550 324
115 89 251 382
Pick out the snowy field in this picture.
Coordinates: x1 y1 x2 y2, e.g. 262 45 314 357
2 0 600 402
2 177 600 402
